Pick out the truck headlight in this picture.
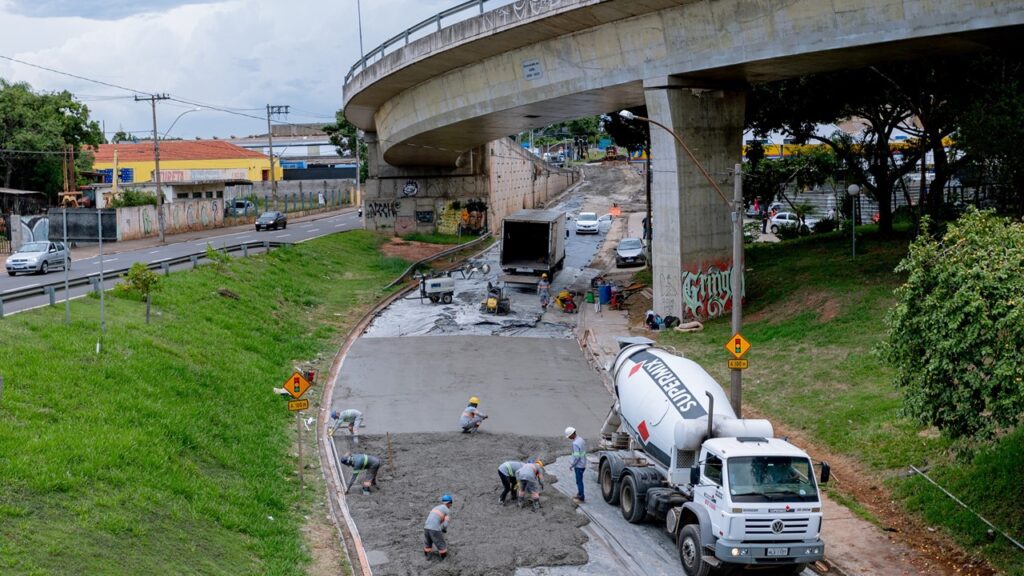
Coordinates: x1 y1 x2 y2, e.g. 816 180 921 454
806 547 820 555
730 548 748 557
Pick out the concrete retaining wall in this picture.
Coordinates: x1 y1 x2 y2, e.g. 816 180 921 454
117 198 225 241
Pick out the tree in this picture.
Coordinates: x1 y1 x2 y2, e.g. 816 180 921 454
0 80 103 198
742 146 842 214
747 67 924 234
323 110 367 183
602 107 649 158
111 130 132 144
883 210 1024 441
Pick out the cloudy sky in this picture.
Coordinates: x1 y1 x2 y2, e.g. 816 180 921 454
0 0 513 140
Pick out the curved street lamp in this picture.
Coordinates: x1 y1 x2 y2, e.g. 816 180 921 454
848 184 861 257
161 107 202 139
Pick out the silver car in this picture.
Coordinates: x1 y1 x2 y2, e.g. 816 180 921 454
6 241 70 276
615 237 647 268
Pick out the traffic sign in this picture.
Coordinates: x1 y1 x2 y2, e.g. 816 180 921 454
728 359 749 370
725 333 751 359
288 399 309 412
283 371 312 399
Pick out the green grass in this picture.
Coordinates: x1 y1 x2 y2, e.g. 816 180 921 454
0 231 407 575
400 232 470 245
658 230 1024 575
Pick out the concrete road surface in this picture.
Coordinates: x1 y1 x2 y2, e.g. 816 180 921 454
333 335 611 436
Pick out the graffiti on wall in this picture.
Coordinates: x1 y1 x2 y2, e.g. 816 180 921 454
401 180 420 197
367 200 400 219
680 262 743 321
117 198 224 241
415 211 435 223
18 215 49 243
436 199 488 235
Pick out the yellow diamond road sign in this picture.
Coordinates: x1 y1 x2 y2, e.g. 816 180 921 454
725 333 751 359
283 371 312 399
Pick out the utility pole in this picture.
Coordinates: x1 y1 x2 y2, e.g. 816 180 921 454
135 93 170 243
266 105 290 200
730 163 744 417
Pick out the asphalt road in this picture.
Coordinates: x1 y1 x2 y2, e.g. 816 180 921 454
1 210 362 315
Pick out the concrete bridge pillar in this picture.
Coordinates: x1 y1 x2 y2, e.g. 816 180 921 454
644 80 744 321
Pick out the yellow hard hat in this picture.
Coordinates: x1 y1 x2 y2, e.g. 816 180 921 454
535 459 544 468
469 396 480 404
542 273 548 279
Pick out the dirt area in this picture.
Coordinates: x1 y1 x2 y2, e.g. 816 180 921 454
745 286 845 324
381 238 454 262
345 433 589 576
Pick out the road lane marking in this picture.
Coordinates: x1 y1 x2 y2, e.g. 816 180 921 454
149 250 161 254
279 234 292 238
21 283 39 288
308 228 320 232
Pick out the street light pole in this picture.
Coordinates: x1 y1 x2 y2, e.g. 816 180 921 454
848 184 860 258
620 110 743 414
266 105 290 202
135 93 170 243
162 107 202 139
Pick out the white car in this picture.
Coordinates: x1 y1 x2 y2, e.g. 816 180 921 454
6 241 70 276
770 212 820 235
575 212 600 234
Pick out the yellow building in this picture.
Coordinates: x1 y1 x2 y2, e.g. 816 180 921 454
92 140 282 184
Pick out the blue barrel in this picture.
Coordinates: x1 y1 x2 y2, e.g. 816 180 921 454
598 284 612 304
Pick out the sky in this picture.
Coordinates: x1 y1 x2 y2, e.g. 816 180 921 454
0 0 514 141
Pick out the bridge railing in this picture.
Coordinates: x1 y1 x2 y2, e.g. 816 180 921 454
345 0 501 84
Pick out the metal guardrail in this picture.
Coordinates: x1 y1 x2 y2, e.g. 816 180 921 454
0 240 290 318
345 0 493 83
384 232 492 290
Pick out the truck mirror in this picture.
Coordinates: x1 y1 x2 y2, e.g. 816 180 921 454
819 462 831 484
690 466 700 485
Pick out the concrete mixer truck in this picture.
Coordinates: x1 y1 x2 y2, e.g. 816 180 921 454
597 339 829 576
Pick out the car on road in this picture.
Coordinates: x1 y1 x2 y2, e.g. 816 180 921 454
770 211 820 235
615 237 647 268
255 211 287 231
575 211 600 234
6 241 70 276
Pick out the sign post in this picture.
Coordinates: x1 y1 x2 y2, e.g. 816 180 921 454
724 331 751 414
282 371 313 492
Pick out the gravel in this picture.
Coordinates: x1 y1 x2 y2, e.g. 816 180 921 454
345 433 590 576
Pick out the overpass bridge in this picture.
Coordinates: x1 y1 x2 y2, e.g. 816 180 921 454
343 0 1024 319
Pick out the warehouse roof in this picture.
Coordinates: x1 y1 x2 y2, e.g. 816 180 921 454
93 140 268 163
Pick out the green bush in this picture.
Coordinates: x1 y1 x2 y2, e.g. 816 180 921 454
813 217 838 233
774 223 804 240
109 187 157 208
114 262 160 300
883 209 1024 441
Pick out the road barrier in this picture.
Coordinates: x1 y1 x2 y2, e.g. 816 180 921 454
384 232 492 290
0 240 290 318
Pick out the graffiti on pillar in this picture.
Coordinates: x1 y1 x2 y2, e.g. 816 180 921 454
657 270 679 319
680 262 742 321
401 180 420 197
461 199 488 234
367 201 400 219
395 215 416 235
415 210 435 223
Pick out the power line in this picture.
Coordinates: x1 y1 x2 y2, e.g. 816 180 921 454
0 53 152 95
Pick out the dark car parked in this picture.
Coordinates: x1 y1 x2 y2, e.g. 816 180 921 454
255 211 287 231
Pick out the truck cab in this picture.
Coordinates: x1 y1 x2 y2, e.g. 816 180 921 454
685 437 825 574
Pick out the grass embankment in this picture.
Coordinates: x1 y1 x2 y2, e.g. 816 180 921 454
658 229 1024 575
400 232 470 245
0 231 408 575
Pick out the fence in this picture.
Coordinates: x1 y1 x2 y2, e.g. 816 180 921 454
0 214 10 254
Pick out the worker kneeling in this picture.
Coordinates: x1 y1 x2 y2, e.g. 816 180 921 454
459 396 488 433
340 453 380 495
497 460 524 505
423 494 453 560
515 459 545 511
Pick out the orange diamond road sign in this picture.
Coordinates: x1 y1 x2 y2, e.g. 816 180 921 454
288 399 309 412
283 371 312 399
725 333 751 359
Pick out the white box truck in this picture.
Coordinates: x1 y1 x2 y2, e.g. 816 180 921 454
499 209 567 285
597 340 829 575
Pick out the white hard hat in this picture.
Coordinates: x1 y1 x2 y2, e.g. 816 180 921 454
564 426 576 438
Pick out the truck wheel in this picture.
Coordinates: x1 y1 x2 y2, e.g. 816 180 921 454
600 460 619 505
441 293 453 304
678 524 711 576
619 474 647 524
429 295 440 303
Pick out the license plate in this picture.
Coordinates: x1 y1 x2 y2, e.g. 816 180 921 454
515 268 533 273
766 547 789 557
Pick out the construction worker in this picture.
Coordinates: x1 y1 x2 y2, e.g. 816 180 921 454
340 453 381 495
537 273 551 311
515 459 545 511
423 494 453 560
497 460 524 505
459 396 488 433
566 426 587 504
330 409 363 443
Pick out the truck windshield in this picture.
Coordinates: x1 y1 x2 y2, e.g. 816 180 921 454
726 456 819 503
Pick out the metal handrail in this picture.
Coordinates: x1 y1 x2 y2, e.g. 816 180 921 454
345 0 490 83
0 240 290 318
383 232 492 290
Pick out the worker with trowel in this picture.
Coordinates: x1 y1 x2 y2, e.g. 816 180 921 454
497 460 524 505
515 459 545 511
339 453 381 495
423 494 453 561
459 396 488 433
330 408 363 443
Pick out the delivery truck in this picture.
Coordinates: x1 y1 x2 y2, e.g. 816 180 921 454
499 209 567 285
597 339 829 576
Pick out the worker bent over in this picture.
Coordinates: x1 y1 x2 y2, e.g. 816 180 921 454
340 453 381 495
497 460 524 505
566 426 586 504
516 459 545 511
459 396 488 433
423 494 453 560
330 409 364 443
